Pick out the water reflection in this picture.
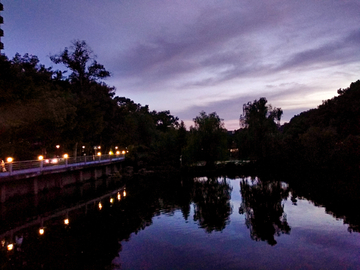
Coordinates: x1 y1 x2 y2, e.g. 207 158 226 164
193 177 232 232
239 177 291 245
0 172 360 269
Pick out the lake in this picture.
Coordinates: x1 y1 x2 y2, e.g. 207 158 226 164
0 174 359 269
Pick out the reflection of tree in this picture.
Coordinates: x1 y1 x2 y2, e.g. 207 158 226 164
239 179 290 245
192 177 233 233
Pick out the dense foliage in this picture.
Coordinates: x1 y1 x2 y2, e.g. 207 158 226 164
281 80 360 169
0 41 185 165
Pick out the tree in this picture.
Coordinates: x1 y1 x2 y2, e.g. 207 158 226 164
186 111 228 167
50 41 114 156
50 40 110 89
239 98 282 160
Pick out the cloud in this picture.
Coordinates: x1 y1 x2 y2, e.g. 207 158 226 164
277 29 360 72
110 2 284 83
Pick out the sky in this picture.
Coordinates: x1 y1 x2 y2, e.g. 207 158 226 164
1 0 359 130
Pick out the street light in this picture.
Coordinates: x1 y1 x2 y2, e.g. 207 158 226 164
55 145 60 157
6 157 13 175
63 154 69 166
38 155 44 171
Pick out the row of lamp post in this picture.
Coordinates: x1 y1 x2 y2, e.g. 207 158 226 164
1 145 127 174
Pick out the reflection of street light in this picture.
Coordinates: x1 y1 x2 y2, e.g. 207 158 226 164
64 212 69 225
7 243 14 251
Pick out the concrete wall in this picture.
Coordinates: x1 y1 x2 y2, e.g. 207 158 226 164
0 162 123 203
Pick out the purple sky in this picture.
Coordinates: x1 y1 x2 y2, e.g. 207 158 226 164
1 0 360 130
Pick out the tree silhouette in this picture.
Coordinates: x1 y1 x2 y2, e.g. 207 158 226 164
192 177 233 233
50 40 110 88
238 98 282 160
239 178 290 245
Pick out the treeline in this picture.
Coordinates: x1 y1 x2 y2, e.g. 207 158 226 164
0 40 228 168
0 41 183 164
234 80 360 171
1 40 359 171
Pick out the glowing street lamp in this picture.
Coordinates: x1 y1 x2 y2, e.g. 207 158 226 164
55 145 60 157
6 157 13 175
39 228 45 235
63 153 69 166
38 155 44 171
98 202 103 210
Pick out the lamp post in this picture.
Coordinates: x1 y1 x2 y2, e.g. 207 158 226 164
6 157 13 175
38 155 44 171
63 154 69 166
55 145 60 157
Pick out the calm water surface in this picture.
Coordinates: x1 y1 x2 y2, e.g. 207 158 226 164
0 175 359 269
115 177 360 269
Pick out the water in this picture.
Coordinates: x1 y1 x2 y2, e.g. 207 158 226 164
1 175 360 269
